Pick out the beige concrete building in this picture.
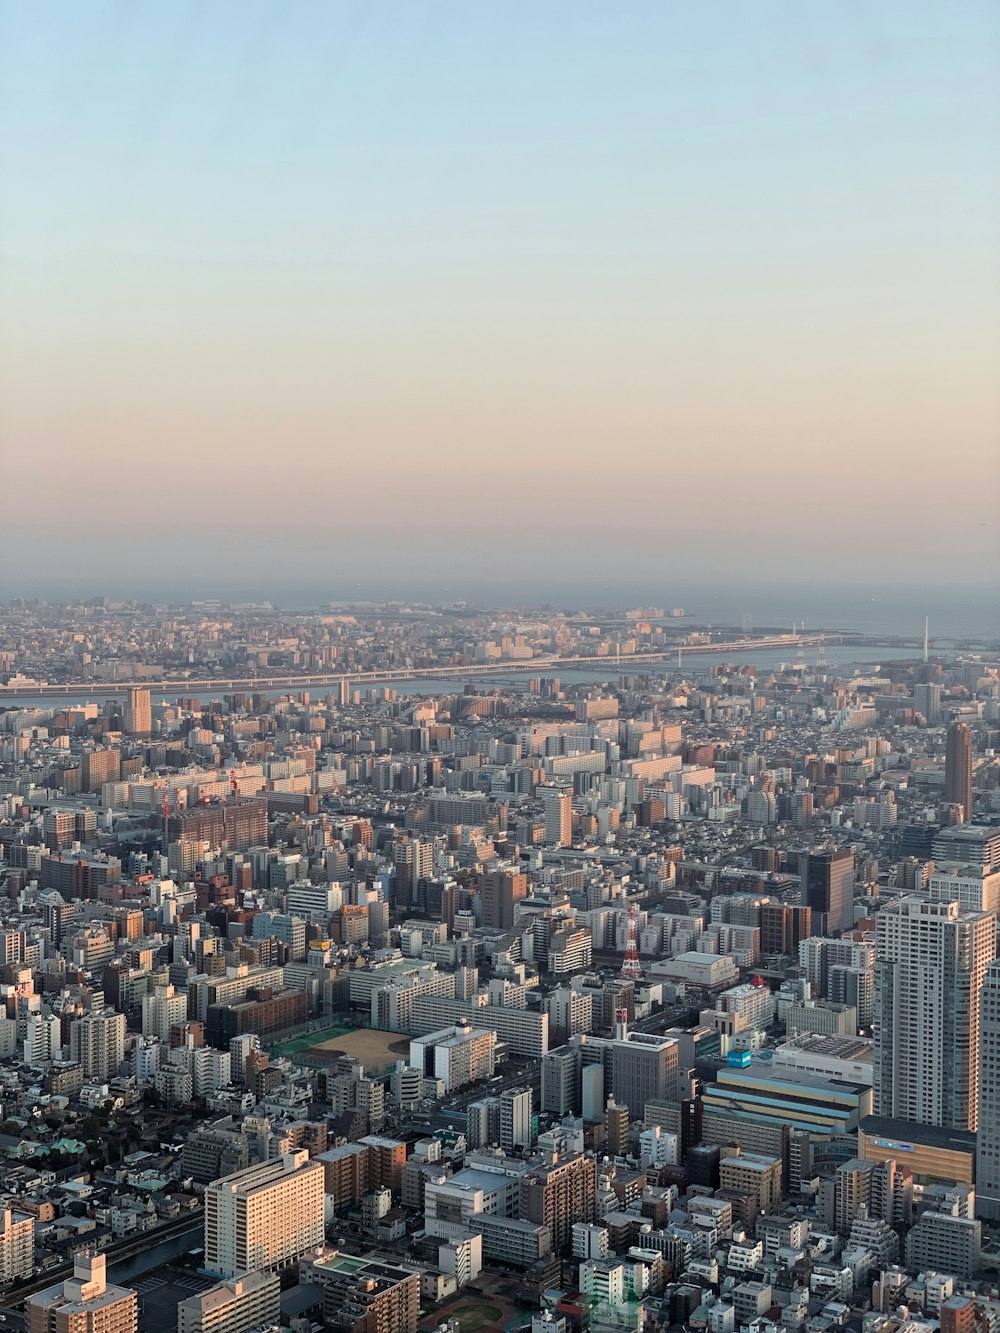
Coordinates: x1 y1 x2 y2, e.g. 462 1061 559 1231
204 1150 324 1278
0 1206 34 1282
176 1271 280 1333
27 1253 137 1333
720 1151 783 1218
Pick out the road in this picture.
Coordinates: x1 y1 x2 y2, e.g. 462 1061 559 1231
0 635 830 699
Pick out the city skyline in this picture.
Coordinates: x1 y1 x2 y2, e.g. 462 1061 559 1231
2 2 999 596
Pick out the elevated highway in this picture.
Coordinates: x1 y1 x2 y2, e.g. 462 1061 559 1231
1 634 830 700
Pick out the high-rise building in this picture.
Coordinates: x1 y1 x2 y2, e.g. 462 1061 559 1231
610 1031 680 1119
27 1252 137 1333
166 799 268 856
760 903 812 957
801 850 854 935
123 687 151 737
141 984 188 1042
519 1152 597 1253
540 785 572 847
204 1151 324 1278
0 1207 34 1282
874 897 995 1131
605 1100 629 1158
719 1151 783 1217
305 1253 421 1333
480 868 528 930
977 961 1000 1220
176 1271 280 1333
69 1011 126 1082
408 1024 496 1093
914 683 942 724
944 722 974 822
500 1087 533 1154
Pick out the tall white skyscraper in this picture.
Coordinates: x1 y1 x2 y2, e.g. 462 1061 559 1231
874 897 995 1132
977 961 1000 1219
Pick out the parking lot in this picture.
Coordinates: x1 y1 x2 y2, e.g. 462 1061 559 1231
133 1270 217 1333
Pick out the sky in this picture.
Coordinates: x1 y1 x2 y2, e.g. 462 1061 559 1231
1 2 998 613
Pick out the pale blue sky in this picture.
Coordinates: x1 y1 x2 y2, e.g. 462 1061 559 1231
1 2 998 602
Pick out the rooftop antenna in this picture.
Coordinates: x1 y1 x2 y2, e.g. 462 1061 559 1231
620 903 643 983
923 616 929 664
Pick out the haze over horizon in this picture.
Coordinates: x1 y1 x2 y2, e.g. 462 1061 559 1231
2 2 998 597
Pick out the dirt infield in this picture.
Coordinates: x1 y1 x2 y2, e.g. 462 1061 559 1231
306 1027 411 1070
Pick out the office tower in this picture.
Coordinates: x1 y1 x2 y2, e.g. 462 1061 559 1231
874 897 995 1131
944 722 973 822
687 1143 722 1190
69 1011 126 1082
977 962 1000 1220
760 903 812 957
176 1271 280 1333
391 837 434 909
914 683 942 724
204 1151 324 1278
500 1087 533 1154
123 687 151 736
611 1032 680 1118
480 867 528 930
0 1207 34 1282
932 825 1000 873
519 1152 597 1253
801 849 854 935
542 1044 582 1117
27 1252 137 1333
541 784 573 847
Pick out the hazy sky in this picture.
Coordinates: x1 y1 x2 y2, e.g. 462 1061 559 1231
1 2 998 604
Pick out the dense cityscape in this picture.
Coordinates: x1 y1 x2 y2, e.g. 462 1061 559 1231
0 597 997 1333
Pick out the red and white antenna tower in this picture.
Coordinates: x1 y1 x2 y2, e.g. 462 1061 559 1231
620 902 643 982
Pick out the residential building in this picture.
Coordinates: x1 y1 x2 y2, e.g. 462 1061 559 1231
874 897 995 1131
27 1252 137 1333
176 1271 280 1333
204 1151 324 1278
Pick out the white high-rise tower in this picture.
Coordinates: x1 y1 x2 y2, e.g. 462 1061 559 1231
874 898 995 1133
977 961 1000 1219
